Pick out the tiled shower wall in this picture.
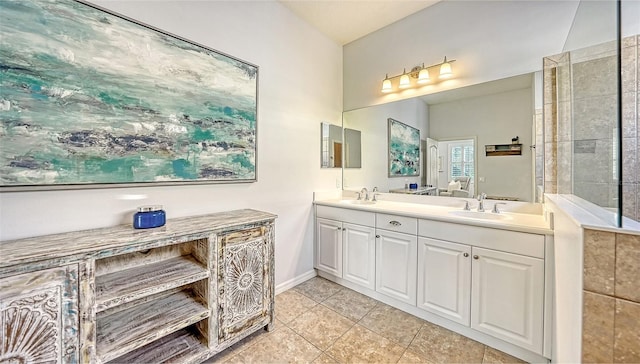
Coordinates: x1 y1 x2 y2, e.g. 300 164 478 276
582 229 640 363
543 35 640 222
621 36 639 221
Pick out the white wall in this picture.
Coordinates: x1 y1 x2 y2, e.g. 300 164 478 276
429 87 533 202
0 1 343 288
342 98 428 192
343 1 579 110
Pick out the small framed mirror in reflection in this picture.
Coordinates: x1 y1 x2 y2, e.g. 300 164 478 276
321 122 343 168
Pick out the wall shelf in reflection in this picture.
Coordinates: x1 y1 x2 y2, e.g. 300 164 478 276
485 144 522 156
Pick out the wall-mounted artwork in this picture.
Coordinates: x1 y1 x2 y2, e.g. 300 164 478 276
0 0 258 191
388 118 420 177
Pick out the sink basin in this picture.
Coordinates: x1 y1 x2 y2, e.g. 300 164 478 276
448 210 510 220
340 199 377 205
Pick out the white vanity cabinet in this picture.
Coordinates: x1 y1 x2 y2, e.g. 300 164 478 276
314 201 551 362
417 237 471 326
418 219 545 355
471 247 544 353
315 206 376 290
316 218 344 277
375 213 418 305
343 223 376 289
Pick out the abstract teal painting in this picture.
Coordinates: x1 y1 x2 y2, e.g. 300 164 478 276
0 0 257 190
388 118 420 177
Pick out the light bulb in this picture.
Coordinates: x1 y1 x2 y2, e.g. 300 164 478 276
399 69 410 88
439 57 453 79
417 68 430 84
381 75 392 92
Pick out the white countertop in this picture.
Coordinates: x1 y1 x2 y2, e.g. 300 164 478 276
314 197 553 235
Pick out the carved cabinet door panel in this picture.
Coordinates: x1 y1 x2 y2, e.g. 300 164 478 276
217 225 273 343
0 265 80 364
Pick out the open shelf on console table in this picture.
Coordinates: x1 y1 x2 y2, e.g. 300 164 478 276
95 255 209 312
96 289 209 362
110 327 209 364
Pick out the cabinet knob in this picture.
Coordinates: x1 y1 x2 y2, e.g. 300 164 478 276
473 255 479 260
463 253 469 257
336 227 341 231
376 235 380 238
342 228 346 231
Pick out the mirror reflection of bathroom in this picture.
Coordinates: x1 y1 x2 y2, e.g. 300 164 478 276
343 73 539 202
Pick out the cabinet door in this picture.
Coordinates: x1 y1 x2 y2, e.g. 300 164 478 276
218 225 272 343
375 229 417 305
343 223 376 290
471 247 544 354
417 237 471 326
0 265 79 363
316 218 343 277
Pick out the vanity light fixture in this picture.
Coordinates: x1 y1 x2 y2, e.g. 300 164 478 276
381 56 456 93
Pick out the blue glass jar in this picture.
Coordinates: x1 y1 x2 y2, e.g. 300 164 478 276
133 205 166 229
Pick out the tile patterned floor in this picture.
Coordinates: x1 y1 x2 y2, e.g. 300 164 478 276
205 277 527 363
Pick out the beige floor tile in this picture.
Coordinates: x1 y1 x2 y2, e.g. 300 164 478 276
321 288 378 321
276 289 318 324
408 321 485 363
204 324 276 363
293 277 343 302
312 353 339 363
359 303 424 347
326 324 406 363
229 326 322 363
482 346 527 363
397 348 436 363
288 304 355 350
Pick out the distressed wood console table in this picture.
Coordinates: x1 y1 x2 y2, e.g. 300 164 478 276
0 209 276 364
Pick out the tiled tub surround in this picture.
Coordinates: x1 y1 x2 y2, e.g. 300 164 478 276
582 229 640 363
313 194 553 363
0 209 276 363
206 277 527 364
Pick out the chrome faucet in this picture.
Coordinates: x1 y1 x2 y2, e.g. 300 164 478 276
461 200 471 211
477 193 487 212
492 202 507 213
372 187 379 202
360 187 369 201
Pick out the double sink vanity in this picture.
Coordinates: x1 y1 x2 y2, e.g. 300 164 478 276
314 192 553 363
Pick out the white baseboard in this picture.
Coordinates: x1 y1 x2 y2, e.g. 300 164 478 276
275 269 317 295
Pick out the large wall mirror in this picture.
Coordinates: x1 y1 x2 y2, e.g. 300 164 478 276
343 73 542 202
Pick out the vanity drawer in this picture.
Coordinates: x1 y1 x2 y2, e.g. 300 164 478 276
376 213 417 235
418 219 544 258
316 205 375 226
